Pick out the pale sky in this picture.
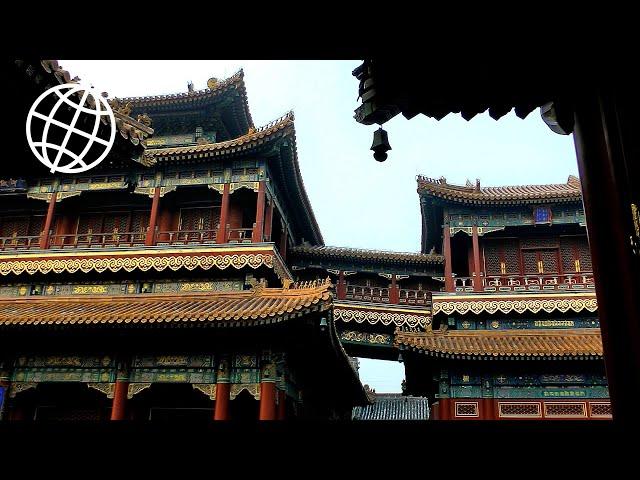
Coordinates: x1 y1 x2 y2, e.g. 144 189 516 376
60 60 578 392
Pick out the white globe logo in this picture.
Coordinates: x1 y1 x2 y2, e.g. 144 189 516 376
26 83 116 174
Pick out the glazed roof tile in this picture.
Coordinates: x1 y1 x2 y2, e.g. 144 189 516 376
352 394 429 420
291 244 444 264
395 327 602 359
0 281 332 327
417 175 582 205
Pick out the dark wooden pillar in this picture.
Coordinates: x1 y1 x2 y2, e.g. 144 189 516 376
572 88 640 424
39 192 57 249
443 222 454 292
145 187 160 246
277 390 286 420
252 181 266 242
472 225 483 292
217 184 230 244
280 224 288 261
264 196 274 242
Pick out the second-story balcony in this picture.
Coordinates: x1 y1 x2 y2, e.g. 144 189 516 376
453 272 595 293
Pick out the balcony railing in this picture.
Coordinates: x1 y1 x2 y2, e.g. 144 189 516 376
345 285 390 303
0 235 42 250
155 230 217 245
399 289 433 306
227 227 254 243
49 232 147 249
482 273 595 292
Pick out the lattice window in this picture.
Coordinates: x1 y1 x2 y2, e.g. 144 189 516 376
77 214 103 236
1 217 29 238
540 250 559 273
577 238 592 272
590 402 612 417
544 403 586 417
455 402 479 417
131 212 149 242
521 238 559 249
178 208 220 241
561 238 577 272
498 402 542 418
522 251 539 274
103 213 129 242
484 243 501 275
503 239 520 273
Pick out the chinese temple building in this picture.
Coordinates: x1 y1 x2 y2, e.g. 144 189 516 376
397 175 609 420
0 60 369 421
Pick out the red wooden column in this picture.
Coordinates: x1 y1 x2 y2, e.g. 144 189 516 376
443 222 454 292
145 187 161 246
216 184 230 244
438 398 451 420
264 196 274 242
389 274 400 304
277 390 286 420
259 359 276 420
214 383 230 420
472 225 483 292
39 192 57 249
214 356 231 420
252 181 266 243
337 271 346 300
110 367 129 421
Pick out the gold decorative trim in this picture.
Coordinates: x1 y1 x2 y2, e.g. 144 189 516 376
230 383 260 400
433 295 598 315
208 184 226 194
193 383 217 400
340 330 392 345
229 182 259 194
0 253 275 276
127 383 151 399
87 382 115 399
334 307 430 329
9 382 37 397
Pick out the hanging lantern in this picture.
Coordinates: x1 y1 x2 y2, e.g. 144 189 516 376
370 126 391 162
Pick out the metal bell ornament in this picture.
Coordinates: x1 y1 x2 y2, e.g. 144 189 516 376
371 126 391 162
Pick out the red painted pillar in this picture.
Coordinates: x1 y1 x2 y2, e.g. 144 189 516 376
439 398 451 420
214 383 230 420
40 192 57 249
252 181 266 243
390 274 400 304
482 398 495 420
145 187 161 246
216 184 230 244
472 225 483 292
264 197 274 242
110 380 129 421
337 271 346 300
277 390 286 420
259 382 277 420
443 223 454 292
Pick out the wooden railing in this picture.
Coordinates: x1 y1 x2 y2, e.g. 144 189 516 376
227 227 254 243
155 229 217 245
0 235 41 250
482 273 595 292
345 285 390 303
49 232 147 248
399 289 433 306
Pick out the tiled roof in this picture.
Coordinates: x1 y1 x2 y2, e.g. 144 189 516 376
291 244 444 265
0 280 332 328
395 328 603 359
142 112 293 161
417 175 583 205
37 60 154 150
352 394 429 420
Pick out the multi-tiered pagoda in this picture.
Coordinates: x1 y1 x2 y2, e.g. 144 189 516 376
396 175 609 420
0 60 369 421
